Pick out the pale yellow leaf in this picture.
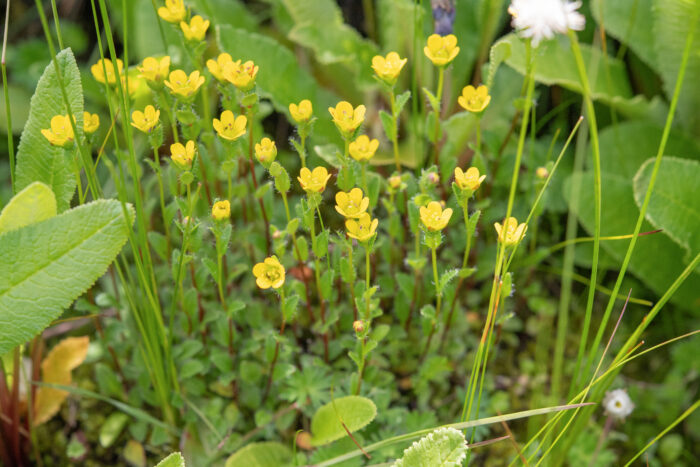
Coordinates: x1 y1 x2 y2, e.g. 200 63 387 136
33 336 89 425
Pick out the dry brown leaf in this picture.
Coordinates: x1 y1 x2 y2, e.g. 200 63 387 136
33 336 89 425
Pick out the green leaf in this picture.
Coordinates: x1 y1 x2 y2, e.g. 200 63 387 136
99 412 129 448
499 34 662 119
422 87 441 112
283 294 300 322
15 49 83 212
380 110 396 141
591 0 656 69
392 427 468 467
225 441 291 467
0 182 57 234
394 90 411 115
310 395 377 446
155 452 185 467
314 144 343 169
486 39 511 89
564 172 700 309
0 200 134 354
282 0 378 86
652 0 700 135
633 157 700 255
215 26 339 143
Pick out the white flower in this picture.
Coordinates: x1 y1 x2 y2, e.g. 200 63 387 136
603 388 634 420
508 0 585 46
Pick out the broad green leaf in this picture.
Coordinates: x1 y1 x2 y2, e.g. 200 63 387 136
15 49 83 212
633 157 700 255
393 427 468 467
652 0 700 135
564 172 700 309
0 200 134 354
282 0 378 86
155 452 185 467
0 84 31 134
310 395 377 446
194 0 258 32
34 336 89 424
0 182 57 233
591 0 656 69
499 34 663 119
225 441 291 467
216 26 339 144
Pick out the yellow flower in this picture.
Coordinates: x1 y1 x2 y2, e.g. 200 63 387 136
170 140 196 169
158 0 186 23
213 110 247 141
298 167 332 193
371 52 407 85
335 188 370 219
454 167 486 192
212 200 231 221
164 69 205 99
423 34 459 66
255 137 277 164
138 56 170 82
349 135 379 162
345 213 378 243
180 15 210 41
131 105 161 133
252 256 286 289
494 217 527 247
223 60 259 91
41 115 75 147
83 112 100 134
328 101 366 138
420 201 453 231
91 58 124 85
289 99 313 123
206 53 233 82
458 85 491 113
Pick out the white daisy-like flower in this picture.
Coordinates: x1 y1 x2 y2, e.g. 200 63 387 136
603 388 635 420
508 0 585 46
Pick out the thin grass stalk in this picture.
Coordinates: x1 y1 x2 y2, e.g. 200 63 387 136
567 30 604 395
2 0 14 191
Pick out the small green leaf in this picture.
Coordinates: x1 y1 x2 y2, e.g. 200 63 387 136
0 182 57 234
254 182 272 199
0 200 134 354
486 40 511 90
394 90 411 115
225 441 291 467
310 395 377 446
314 144 343 169
422 87 441 112
99 412 129 448
392 427 468 467
283 294 300 322
380 110 396 141
155 452 185 467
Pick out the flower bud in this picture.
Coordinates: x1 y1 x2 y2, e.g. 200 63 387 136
536 167 549 179
353 320 365 334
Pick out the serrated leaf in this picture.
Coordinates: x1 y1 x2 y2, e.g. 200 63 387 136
395 90 411 116
392 427 468 467
310 395 377 446
15 49 83 212
486 40 512 90
155 452 185 467
34 336 89 425
0 200 134 354
633 157 700 254
0 182 57 234
380 110 396 141
225 441 291 467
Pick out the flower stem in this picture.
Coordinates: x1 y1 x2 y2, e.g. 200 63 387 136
389 89 401 172
246 106 271 254
262 288 286 403
152 146 171 255
310 207 329 362
420 245 441 361
431 66 445 167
